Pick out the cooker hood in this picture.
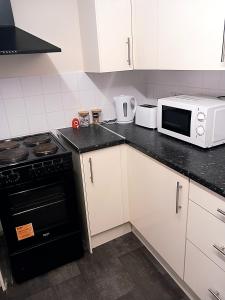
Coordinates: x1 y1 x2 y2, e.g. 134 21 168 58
0 0 61 55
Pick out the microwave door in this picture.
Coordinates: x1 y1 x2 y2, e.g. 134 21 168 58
162 106 192 137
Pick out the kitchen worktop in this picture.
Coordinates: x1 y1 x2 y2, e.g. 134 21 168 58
58 125 125 153
58 123 225 198
103 123 225 198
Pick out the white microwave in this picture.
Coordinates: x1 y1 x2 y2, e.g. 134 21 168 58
157 95 225 148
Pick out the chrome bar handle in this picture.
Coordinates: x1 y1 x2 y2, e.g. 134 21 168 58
213 244 225 256
221 20 225 63
126 37 131 66
176 182 182 214
89 157 94 183
217 208 225 217
208 288 222 300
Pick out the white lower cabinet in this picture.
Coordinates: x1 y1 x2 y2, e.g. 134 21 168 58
185 241 225 300
187 200 225 273
128 147 189 278
80 144 225 299
81 145 128 236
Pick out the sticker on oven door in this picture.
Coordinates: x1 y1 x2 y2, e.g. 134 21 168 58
15 223 34 241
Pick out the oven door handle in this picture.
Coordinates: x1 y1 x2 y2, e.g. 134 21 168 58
12 200 64 216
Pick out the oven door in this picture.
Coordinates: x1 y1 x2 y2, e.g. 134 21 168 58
1 172 80 252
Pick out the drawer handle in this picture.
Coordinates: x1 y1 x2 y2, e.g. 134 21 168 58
217 208 225 217
213 244 225 257
208 288 222 300
176 182 182 214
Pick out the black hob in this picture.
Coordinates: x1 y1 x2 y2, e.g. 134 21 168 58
0 133 65 168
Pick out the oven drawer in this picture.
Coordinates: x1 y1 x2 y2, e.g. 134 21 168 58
187 200 225 272
10 231 83 283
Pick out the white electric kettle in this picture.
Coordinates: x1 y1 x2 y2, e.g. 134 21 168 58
114 95 137 124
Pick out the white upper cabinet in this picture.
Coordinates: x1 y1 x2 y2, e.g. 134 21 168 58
78 0 133 72
132 0 158 69
158 0 225 70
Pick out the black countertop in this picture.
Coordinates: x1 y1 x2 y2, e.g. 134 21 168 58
103 123 225 198
58 123 225 198
58 125 125 153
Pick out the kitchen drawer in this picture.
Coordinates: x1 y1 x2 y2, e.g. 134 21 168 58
190 181 225 223
185 240 225 300
187 200 225 272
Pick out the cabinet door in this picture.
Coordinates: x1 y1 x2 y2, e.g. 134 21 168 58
128 147 189 278
82 146 125 236
95 0 133 72
158 0 225 70
132 0 158 69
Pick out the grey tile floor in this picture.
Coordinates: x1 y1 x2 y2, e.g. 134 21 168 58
0 233 189 300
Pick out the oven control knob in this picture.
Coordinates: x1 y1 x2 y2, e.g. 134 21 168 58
196 126 205 136
197 112 206 122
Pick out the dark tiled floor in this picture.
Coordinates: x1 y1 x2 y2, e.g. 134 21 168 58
0 233 189 300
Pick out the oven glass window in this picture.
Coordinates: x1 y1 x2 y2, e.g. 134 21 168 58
162 106 192 137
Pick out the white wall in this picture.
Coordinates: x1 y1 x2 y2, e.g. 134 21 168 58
144 70 225 103
0 0 83 78
0 71 147 139
1 1 225 140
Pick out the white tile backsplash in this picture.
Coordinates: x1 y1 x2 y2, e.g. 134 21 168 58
61 92 80 110
28 114 48 133
7 115 30 137
25 95 45 115
1 70 225 140
0 78 23 99
42 75 61 94
60 73 78 92
4 98 26 116
46 111 65 130
20 76 43 97
44 93 63 113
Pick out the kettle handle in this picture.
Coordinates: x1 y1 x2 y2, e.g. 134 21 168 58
131 97 137 116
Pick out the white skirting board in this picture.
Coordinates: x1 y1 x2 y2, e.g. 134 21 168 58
91 223 131 250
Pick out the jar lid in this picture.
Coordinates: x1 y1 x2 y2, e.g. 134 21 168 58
79 111 89 117
91 109 102 113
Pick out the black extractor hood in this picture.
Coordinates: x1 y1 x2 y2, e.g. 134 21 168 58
0 0 61 55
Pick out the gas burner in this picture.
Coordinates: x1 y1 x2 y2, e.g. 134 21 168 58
0 148 29 165
0 141 20 151
23 134 51 147
33 143 59 157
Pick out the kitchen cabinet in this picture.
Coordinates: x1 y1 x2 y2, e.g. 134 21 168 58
78 0 133 72
127 147 189 278
158 0 225 70
185 241 225 300
185 181 225 299
81 146 128 236
131 0 158 69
